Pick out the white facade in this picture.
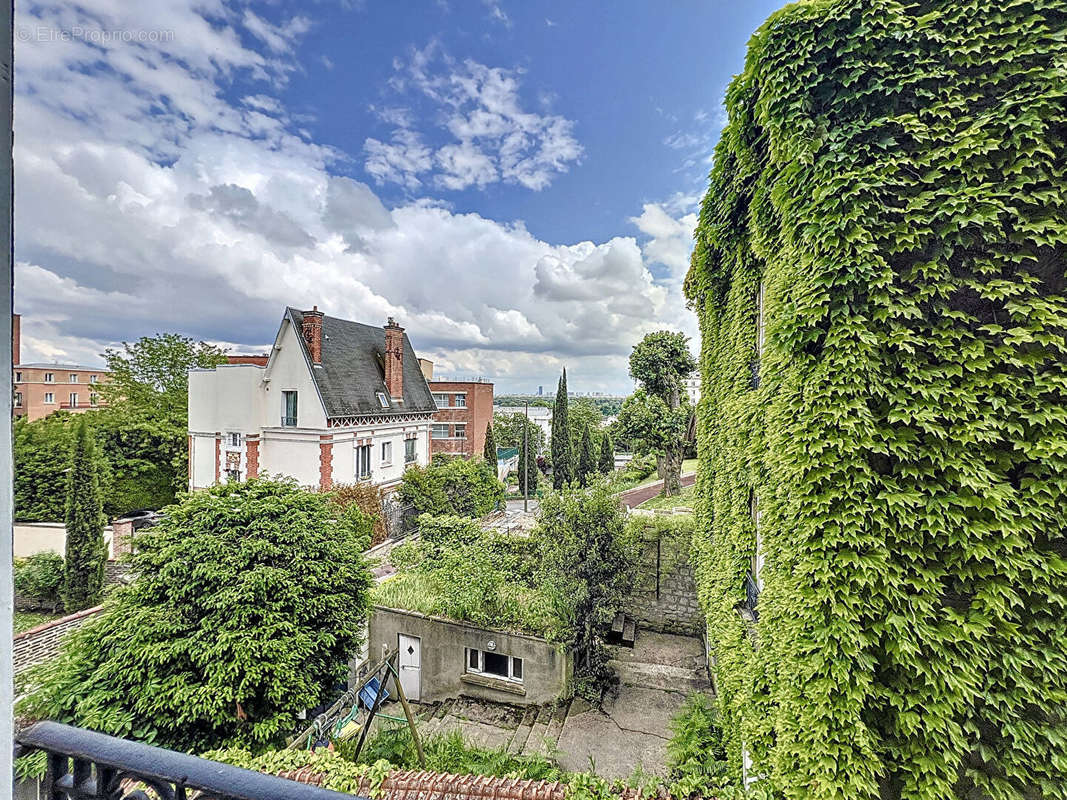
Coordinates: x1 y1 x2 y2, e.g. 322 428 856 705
496 405 553 444
683 376 700 405
188 315 432 492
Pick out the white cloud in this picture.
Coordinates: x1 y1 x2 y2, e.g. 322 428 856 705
630 203 698 278
367 43 582 192
14 0 693 393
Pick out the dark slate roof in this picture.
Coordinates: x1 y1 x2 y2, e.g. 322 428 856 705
285 308 436 418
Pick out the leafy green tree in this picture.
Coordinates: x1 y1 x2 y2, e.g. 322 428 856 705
482 421 497 472
568 398 602 458
13 415 78 521
62 418 108 611
518 431 538 496
536 483 638 700
598 433 615 475
100 333 228 501
551 370 573 489
492 412 546 454
577 424 595 487
398 456 505 518
625 332 696 495
20 478 373 752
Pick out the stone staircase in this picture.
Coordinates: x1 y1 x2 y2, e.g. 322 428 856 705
413 697 571 758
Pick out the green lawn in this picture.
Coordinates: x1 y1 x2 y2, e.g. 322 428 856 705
14 611 61 633
636 483 696 511
631 459 698 489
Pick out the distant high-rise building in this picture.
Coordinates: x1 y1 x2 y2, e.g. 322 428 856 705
537 385 543 396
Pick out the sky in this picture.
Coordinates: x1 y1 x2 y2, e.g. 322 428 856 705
14 0 784 395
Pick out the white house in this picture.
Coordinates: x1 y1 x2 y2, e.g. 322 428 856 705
496 405 552 447
683 376 700 405
188 307 437 492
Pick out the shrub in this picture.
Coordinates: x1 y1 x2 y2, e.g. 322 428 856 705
330 483 387 546
62 417 108 612
666 693 728 799
19 478 374 752
14 553 65 611
397 456 505 519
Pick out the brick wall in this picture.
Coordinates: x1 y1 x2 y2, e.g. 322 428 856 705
13 605 103 678
429 381 494 458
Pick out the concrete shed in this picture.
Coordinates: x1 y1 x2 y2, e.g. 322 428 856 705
367 606 571 707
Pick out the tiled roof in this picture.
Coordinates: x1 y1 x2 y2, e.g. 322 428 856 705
278 767 666 800
285 308 437 418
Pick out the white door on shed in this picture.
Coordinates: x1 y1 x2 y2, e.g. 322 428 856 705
398 633 421 701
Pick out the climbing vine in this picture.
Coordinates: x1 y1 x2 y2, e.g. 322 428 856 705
684 1 1066 798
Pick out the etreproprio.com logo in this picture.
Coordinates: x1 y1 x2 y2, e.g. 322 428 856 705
17 26 176 44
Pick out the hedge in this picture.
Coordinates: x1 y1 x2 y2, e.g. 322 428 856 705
683 2 1066 798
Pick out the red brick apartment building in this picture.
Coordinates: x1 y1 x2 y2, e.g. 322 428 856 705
428 376 494 458
12 315 109 421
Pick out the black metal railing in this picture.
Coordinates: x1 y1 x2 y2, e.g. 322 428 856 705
15 721 364 800
281 415 298 427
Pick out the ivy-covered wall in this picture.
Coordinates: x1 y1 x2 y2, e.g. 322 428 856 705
683 2 1066 798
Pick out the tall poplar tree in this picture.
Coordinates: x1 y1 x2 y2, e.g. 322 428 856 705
518 433 538 496
482 421 497 475
598 432 614 474
577 423 595 487
62 418 108 611
551 369 573 489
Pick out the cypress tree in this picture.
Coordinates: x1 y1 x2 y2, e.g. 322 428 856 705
482 421 497 475
598 432 614 474
577 424 594 487
551 369 572 489
62 417 107 611
518 433 538 496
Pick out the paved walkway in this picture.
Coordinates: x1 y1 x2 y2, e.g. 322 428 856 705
409 631 710 781
617 473 696 509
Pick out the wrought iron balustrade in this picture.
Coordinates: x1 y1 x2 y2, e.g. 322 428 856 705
15 721 364 800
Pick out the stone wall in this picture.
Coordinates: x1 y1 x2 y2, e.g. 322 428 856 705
626 517 704 636
13 605 103 679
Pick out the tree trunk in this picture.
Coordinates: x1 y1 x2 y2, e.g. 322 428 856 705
661 445 683 496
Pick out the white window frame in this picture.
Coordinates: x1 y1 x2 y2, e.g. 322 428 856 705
381 440 393 466
465 648 523 683
454 393 467 408
89 393 98 407
44 372 54 383
44 392 54 404
69 374 78 384
756 281 766 357
432 392 449 408
13 391 21 407
68 392 78 408
431 423 450 440
225 468 241 483
229 432 241 448
404 438 417 464
281 390 298 427
89 374 98 383
454 423 467 440
376 391 390 409
14 371 21 382
355 444 372 481
752 494 764 592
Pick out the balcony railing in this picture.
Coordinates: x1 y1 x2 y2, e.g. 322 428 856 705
281 415 298 427
15 721 364 800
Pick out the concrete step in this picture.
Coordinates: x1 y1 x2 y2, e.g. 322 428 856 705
520 705 555 758
611 659 709 693
543 701 570 751
506 707 538 755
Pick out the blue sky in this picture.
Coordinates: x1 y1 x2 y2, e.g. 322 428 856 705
14 0 783 394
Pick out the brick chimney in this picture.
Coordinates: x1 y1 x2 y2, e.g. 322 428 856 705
301 307 324 367
384 317 404 401
12 313 20 367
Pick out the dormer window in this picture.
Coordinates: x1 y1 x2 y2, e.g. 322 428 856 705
376 391 390 408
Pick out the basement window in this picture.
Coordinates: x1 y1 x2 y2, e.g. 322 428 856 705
466 648 523 683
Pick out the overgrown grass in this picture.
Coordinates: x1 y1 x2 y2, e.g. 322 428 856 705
371 560 561 639
14 611 61 633
636 485 696 511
